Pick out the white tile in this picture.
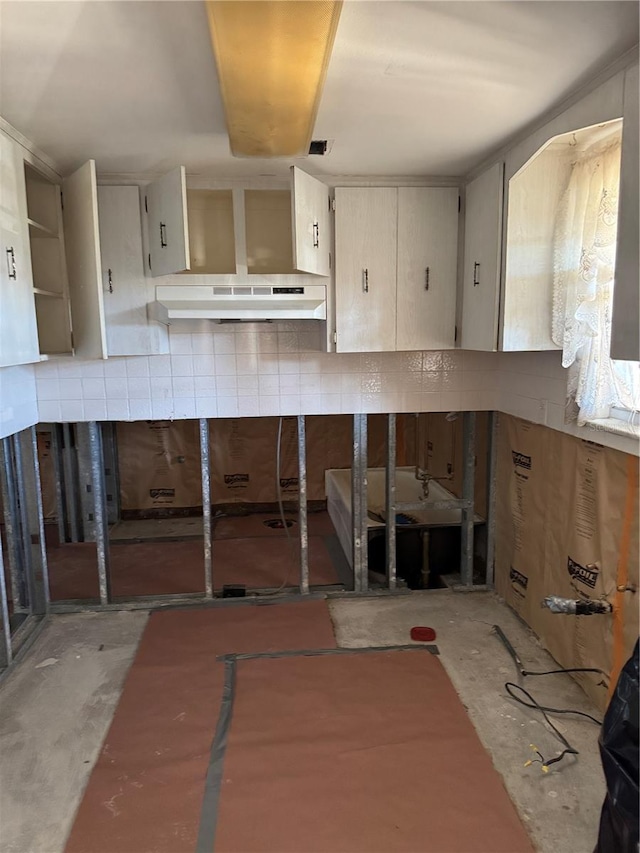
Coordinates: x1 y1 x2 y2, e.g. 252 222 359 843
60 400 84 421
170 355 194 376
258 374 280 395
257 332 279 354
125 357 150 378
237 374 259 395
169 333 193 354
257 356 278 375
215 354 236 375
439 391 463 411
280 373 301 394
258 396 280 416
298 329 321 352
216 374 238 392
279 395 300 415
107 399 130 420
127 378 151 399
128 399 153 420
340 373 361 394
299 394 323 415
277 332 298 353
78 360 105 378
299 354 323 374
151 399 174 420
299 374 322 395
320 393 341 414
439 351 464 371
36 379 60 401
421 392 442 412
192 354 216 376
148 354 172 376
195 375 217 397
58 379 83 400
217 398 239 418
340 393 362 413
236 353 258 374
34 361 59 380
171 398 197 419
214 334 236 355
237 396 260 417
234 332 259 354
150 377 173 398
361 374 382 394
81 378 106 400
37 400 61 422
83 400 108 420
278 355 300 375
172 376 195 398
361 393 383 413
55 361 84 379
195 397 218 418
191 334 215 355
103 359 127 378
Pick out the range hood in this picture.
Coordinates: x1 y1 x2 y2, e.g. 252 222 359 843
149 284 327 324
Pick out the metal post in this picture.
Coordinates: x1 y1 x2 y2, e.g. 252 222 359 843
88 422 111 605
18 427 50 614
385 413 397 590
199 418 213 599
359 414 369 593
460 411 476 587
351 414 362 593
62 423 80 543
0 533 12 668
102 423 121 526
50 424 69 544
0 437 26 610
12 433 35 610
297 415 309 594
76 423 95 543
485 412 498 587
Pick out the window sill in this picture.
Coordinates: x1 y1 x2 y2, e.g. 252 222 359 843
584 417 640 439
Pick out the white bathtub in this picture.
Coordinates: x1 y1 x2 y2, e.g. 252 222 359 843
325 466 484 569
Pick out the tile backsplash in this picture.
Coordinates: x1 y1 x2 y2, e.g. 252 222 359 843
2 321 634 456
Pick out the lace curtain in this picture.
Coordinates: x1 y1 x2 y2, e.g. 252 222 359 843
552 138 640 425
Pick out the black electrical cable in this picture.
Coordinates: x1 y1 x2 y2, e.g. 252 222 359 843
492 625 603 772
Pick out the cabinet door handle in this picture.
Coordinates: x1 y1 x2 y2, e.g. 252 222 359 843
108 268 113 294
159 222 168 248
312 222 319 248
6 247 16 280
425 267 430 291
362 268 369 293
473 262 480 287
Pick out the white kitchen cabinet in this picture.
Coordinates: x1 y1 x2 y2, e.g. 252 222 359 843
98 185 168 356
145 166 191 277
396 187 458 351
611 63 639 361
0 131 39 367
290 166 330 276
334 187 398 352
461 162 504 352
62 160 108 359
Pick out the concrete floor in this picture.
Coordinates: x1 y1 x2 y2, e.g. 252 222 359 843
0 591 605 853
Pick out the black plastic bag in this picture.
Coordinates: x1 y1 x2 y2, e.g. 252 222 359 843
595 639 639 853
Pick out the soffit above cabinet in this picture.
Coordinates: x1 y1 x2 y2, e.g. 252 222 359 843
0 1 637 178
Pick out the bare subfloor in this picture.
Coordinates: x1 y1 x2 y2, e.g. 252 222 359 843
0 592 605 853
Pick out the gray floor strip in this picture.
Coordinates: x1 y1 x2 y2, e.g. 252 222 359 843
218 644 439 662
195 658 237 853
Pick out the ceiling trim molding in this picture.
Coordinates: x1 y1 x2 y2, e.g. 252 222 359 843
463 43 639 184
97 172 461 187
0 117 61 180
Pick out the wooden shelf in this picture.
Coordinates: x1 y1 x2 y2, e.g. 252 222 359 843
33 287 63 298
28 218 57 239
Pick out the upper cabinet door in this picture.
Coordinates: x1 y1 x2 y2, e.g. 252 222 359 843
62 160 108 360
396 187 458 351
0 133 38 367
461 162 504 351
611 63 639 361
335 187 397 352
290 166 330 276
145 166 190 277
98 185 168 357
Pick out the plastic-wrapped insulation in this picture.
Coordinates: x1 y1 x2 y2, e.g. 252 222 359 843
542 595 612 615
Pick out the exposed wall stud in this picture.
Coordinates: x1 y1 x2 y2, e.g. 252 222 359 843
385 414 397 590
200 418 213 599
297 415 309 594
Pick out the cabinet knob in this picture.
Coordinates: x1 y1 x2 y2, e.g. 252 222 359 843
108 268 113 294
425 267 430 291
6 247 16 280
362 268 369 293
159 222 168 248
313 222 319 248
473 262 480 287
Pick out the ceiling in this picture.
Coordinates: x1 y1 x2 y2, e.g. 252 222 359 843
0 1 638 179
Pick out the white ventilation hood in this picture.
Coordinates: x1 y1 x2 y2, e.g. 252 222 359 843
149 284 327 324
